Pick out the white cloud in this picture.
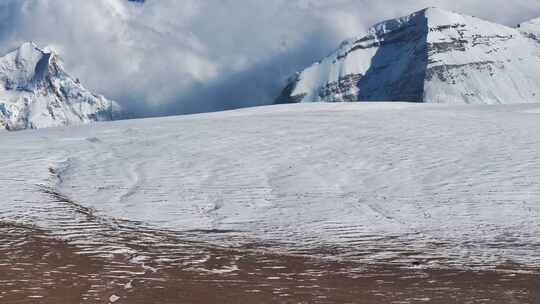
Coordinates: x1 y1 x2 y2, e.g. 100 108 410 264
0 0 539 115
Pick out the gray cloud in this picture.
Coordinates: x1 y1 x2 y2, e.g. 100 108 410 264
1 0 539 116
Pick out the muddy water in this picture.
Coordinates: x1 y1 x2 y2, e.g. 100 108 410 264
1 221 539 304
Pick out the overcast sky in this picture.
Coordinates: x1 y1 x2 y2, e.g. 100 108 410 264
1 0 539 116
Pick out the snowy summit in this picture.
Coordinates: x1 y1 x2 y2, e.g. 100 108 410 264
277 7 540 104
0 42 119 130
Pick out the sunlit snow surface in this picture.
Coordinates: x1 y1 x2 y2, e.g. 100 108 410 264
2 103 540 269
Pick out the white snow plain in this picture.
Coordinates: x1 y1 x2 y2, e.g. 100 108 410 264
1 103 540 269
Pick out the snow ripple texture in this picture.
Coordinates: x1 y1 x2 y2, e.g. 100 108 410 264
1 103 540 269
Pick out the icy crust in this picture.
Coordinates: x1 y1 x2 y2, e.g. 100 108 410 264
280 7 540 105
0 42 119 130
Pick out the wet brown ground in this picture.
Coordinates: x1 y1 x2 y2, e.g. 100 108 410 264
1 222 539 304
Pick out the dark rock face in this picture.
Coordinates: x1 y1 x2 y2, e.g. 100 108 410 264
318 73 363 102
427 24 468 53
426 61 498 83
275 74 305 104
355 13 428 102
524 32 540 43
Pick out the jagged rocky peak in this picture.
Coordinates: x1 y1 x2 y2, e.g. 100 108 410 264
1 42 61 91
277 7 540 105
0 42 120 130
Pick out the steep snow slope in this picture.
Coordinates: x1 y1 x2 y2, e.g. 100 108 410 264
520 17 540 39
1 103 540 268
278 7 540 104
0 42 118 130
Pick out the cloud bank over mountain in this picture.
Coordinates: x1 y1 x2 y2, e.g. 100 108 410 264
1 0 539 116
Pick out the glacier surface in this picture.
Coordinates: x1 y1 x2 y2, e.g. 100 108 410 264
1 103 540 268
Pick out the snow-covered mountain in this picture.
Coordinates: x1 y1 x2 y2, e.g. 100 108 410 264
0 42 119 130
277 7 540 104
520 17 540 40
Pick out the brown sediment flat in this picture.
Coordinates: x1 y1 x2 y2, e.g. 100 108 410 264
1 222 539 304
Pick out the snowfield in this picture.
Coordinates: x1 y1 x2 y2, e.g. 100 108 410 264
2 103 540 268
